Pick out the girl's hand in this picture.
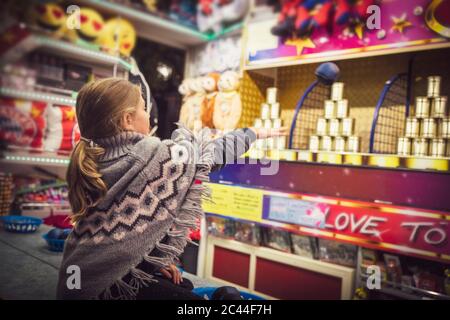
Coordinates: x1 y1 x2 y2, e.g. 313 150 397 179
159 264 183 285
249 126 288 139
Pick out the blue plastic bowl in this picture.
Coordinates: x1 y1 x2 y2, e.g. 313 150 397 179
42 229 71 252
0 215 42 233
192 287 264 300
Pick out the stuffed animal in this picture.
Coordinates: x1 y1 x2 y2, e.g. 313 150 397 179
71 7 105 43
29 2 67 39
197 0 222 33
201 73 220 128
178 78 195 126
271 0 300 38
97 17 136 57
213 71 242 132
219 0 250 23
170 0 197 29
179 77 206 131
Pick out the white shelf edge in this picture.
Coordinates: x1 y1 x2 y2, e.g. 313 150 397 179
0 87 76 106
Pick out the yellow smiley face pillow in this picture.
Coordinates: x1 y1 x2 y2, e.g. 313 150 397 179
30 2 66 38
76 8 104 42
97 18 137 57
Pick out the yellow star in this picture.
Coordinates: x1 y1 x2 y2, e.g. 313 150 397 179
391 14 412 34
30 106 43 118
65 108 76 121
285 37 316 55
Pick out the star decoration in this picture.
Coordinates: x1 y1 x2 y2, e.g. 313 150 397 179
65 108 76 121
285 37 316 55
391 13 413 34
30 106 43 118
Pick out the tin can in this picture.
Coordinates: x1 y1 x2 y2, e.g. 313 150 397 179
427 76 441 98
441 118 450 138
272 118 282 129
412 138 429 156
430 138 446 157
329 119 340 137
324 100 336 119
270 103 280 119
331 82 344 101
267 137 275 149
267 87 278 104
336 99 349 119
334 137 346 152
421 118 437 138
397 137 411 156
341 118 354 137
415 97 430 118
347 136 360 153
309 135 320 152
405 117 420 138
275 136 286 150
431 96 447 118
261 103 270 120
316 118 328 136
254 118 263 128
255 139 266 149
264 119 272 130
321 136 333 151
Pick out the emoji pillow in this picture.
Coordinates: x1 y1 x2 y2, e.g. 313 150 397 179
97 18 136 57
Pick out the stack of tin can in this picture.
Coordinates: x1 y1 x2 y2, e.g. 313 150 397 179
397 76 449 158
309 82 360 153
252 87 286 151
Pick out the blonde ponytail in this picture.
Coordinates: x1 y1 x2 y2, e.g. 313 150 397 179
67 78 141 224
67 140 107 223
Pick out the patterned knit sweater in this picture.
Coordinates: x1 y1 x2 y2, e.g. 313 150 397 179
56 127 256 300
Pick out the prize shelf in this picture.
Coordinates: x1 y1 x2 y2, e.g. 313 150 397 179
76 0 244 49
2 34 132 72
360 274 450 300
0 149 70 180
0 87 76 106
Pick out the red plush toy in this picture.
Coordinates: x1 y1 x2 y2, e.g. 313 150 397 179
271 0 376 38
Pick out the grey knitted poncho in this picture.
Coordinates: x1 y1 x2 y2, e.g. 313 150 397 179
56 126 255 300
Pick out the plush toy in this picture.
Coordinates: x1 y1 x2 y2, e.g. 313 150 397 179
179 77 206 131
72 8 105 43
178 78 195 126
271 0 300 38
142 0 158 13
219 0 250 23
201 73 220 128
213 71 242 132
30 2 67 39
97 17 136 57
170 0 197 29
197 0 222 33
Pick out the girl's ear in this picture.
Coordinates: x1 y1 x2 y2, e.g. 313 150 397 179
121 112 135 130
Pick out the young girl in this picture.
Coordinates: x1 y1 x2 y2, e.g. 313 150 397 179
57 78 286 300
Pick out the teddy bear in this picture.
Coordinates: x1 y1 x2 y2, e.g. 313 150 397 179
213 71 242 132
179 77 206 132
201 73 220 128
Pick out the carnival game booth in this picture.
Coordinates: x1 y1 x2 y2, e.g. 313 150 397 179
197 0 450 300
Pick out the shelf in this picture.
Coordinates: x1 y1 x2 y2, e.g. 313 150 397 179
1 32 131 72
360 274 450 300
209 160 450 212
0 149 70 180
16 181 67 196
0 87 76 106
76 0 243 49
